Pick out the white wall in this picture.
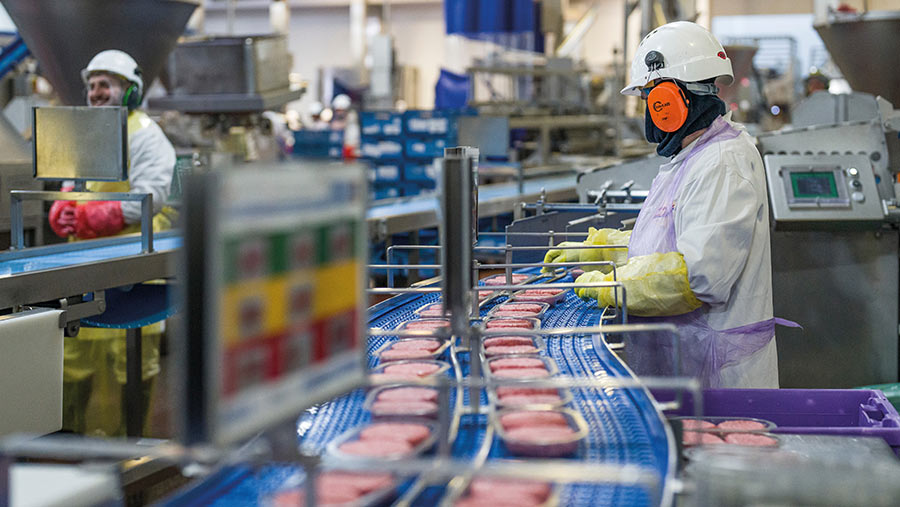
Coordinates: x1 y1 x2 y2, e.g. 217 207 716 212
204 3 444 111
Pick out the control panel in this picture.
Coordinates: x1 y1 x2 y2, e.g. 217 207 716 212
765 154 885 225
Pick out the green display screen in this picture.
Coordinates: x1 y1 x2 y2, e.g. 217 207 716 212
790 171 838 198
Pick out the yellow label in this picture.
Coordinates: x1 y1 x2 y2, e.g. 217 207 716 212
313 261 359 319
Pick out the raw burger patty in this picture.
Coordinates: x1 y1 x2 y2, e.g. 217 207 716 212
403 319 449 330
380 349 433 361
370 400 437 416
682 431 725 446
376 387 438 402
482 273 529 285
492 310 538 318
489 357 547 371
505 425 576 443
338 439 412 457
499 394 563 406
492 367 550 379
717 419 767 431
679 418 716 430
483 336 534 347
497 303 544 313
496 386 557 398
724 433 778 446
359 422 431 446
390 339 442 351
485 345 539 356
468 478 551 502
317 471 393 495
486 319 534 329
500 410 569 430
382 362 441 377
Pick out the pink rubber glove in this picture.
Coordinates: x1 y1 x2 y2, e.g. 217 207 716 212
74 201 125 239
49 200 77 237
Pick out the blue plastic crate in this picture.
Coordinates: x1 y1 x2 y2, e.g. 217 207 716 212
292 129 343 146
292 144 342 159
371 163 402 183
405 138 448 158
403 162 438 182
360 111 403 137
403 110 452 136
361 139 404 160
371 183 402 200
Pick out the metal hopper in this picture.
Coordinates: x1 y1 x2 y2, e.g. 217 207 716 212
815 10 900 107
0 0 198 105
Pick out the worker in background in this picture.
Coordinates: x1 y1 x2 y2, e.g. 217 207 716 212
48 49 176 435
546 22 795 388
304 100 330 131
804 69 830 96
330 93 360 159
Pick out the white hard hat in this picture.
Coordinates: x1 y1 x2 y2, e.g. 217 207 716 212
81 49 143 96
621 21 733 96
308 101 324 116
332 94 351 110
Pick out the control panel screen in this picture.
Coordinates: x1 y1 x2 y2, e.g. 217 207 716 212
790 171 838 199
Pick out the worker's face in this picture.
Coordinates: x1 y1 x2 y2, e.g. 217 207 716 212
87 73 125 107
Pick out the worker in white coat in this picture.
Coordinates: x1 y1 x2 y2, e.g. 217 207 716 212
549 22 797 388
49 49 176 434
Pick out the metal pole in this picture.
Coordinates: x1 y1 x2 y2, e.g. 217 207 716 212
10 192 24 250
441 147 476 339
140 193 154 254
125 327 143 437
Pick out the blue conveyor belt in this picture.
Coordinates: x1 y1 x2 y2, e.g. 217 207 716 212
0 233 181 276
179 270 671 507
366 176 574 220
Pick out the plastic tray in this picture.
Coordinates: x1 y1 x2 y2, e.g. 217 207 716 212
373 338 450 363
480 273 532 286
327 421 436 460
395 318 450 332
510 288 568 305
489 383 573 410
364 385 440 420
369 359 451 382
480 333 546 357
414 302 445 318
485 354 559 378
494 407 589 458
668 416 776 434
657 388 900 454
265 469 397 507
484 316 542 331
451 476 558 507
487 301 551 320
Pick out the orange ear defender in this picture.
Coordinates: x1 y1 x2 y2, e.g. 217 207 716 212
647 81 689 133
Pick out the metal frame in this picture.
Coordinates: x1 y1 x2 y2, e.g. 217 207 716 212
10 190 154 253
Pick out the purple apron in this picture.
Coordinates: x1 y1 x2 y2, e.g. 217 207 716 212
624 117 796 388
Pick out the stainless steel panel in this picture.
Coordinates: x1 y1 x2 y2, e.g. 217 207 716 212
33 107 127 181
791 91 881 127
757 122 894 201
815 11 900 107
1 0 197 105
168 35 291 96
773 229 898 387
765 153 884 226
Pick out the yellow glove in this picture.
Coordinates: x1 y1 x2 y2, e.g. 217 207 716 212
541 227 631 273
574 251 702 317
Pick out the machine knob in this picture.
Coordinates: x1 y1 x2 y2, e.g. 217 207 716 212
851 179 863 189
847 167 859 178
851 191 865 202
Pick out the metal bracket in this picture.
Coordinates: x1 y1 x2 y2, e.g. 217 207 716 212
55 291 107 328
10 190 154 253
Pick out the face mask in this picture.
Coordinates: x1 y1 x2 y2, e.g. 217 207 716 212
644 83 726 158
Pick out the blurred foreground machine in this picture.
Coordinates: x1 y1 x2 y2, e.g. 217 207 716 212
577 10 900 388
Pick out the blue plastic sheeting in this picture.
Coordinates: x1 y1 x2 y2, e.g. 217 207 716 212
445 0 537 35
81 283 176 329
0 235 181 277
435 68 471 110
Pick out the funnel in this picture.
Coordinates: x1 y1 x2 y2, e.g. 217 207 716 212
815 10 900 107
1 0 197 105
